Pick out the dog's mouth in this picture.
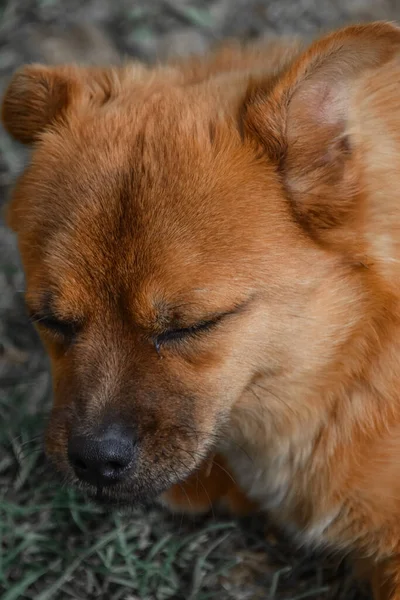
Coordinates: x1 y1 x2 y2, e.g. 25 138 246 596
65 453 202 508
85 465 178 505
46 413 222 508
73 473 172 508
86 485 155 508
84 452 220 509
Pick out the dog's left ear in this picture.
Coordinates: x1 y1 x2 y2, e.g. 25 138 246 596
243 22 400 245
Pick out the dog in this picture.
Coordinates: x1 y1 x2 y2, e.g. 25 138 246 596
3 21 400 599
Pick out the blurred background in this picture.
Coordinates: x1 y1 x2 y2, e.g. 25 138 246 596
1 1 399 599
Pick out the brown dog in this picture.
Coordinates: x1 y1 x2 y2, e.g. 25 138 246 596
4 21 400 599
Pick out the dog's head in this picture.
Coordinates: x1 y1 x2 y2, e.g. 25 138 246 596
3 23 400 505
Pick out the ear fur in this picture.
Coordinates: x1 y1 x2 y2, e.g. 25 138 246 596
243 22 400 243
347 55 400 284
1 63 130 145
1 65 83 144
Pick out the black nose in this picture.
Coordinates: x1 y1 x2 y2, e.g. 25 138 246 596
68 424 136 487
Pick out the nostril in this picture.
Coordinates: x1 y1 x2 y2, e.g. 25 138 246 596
107 460 126 471
72 457 88 471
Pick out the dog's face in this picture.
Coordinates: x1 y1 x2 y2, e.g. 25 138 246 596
6 84 318 503
3 23 400 505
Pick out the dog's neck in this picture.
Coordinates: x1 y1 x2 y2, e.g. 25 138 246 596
223 307 400 544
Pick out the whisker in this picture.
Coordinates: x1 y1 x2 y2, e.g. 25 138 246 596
174 456 215 519
253 382 298 416
171 465 193 512
212 459 237 486
173 422 253 464
195 474 215 519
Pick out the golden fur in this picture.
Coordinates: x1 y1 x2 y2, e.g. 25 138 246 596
4 22 400 598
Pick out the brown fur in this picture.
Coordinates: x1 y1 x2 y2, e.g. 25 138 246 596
4 22 400 598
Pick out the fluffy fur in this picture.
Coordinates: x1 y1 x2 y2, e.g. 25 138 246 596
3 22 400 599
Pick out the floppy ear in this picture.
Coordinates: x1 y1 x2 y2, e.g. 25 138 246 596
1 63 126 145
243 22 400 245
1 65 83 144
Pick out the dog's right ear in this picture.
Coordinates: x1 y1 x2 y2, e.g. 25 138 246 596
1 63 132 145
1 65 84 144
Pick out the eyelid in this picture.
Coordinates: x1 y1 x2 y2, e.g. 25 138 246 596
29 312 79 337
154 316 222 347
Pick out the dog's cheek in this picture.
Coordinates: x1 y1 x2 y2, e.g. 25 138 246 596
44 371 75 471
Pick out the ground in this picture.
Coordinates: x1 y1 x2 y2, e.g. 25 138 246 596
1 1 399 598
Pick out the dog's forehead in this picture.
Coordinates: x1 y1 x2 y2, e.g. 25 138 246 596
18 88 287 314
39 102 233 251
31 93 267 239
36 88 232 216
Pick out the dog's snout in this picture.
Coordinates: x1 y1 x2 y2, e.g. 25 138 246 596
68 424 136 487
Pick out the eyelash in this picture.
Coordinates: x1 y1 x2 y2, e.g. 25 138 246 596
31 315 78 339
154 319 220 349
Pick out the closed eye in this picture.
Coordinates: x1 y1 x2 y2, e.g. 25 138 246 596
29 313 79 340
154 318 221 349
